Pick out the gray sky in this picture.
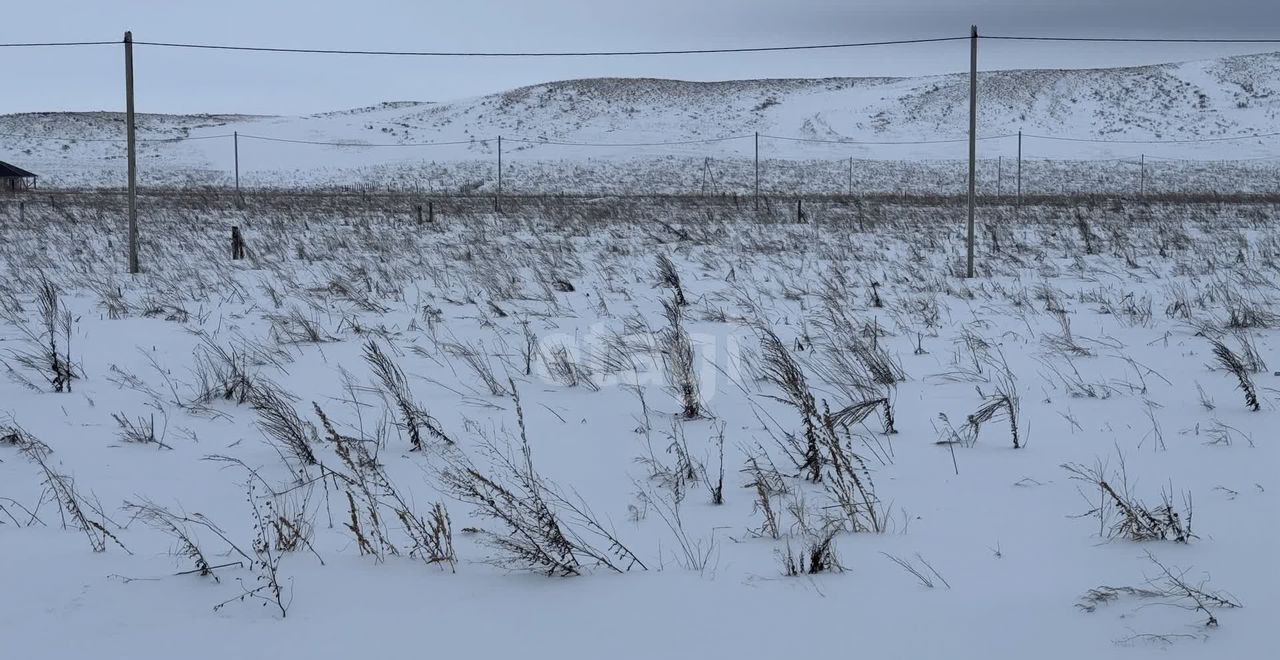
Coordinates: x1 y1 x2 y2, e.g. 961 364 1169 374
4 0 1280 115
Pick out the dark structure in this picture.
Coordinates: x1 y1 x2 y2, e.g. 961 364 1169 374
1 161 37 192
231 226 246 260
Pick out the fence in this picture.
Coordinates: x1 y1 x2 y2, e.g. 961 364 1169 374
6 129 1280 199
5 28 1280 274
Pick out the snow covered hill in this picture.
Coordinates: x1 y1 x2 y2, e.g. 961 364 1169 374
3 51 1280 188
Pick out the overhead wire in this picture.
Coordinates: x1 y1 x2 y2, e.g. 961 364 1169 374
126 36 968 57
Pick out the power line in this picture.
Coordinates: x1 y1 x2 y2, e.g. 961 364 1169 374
130 36 968 57
986 35 1280 44
0 41 118 48
7 33 1280 55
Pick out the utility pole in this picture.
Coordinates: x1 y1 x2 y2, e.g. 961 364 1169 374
496 135 502 212
754 132 759 210
966 25 978 279
997 156 1003 198
125 31 139 274
233 131 240 199
848 157 853 197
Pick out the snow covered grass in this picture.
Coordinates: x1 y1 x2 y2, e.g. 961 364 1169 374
13 154 1280 198
1 194 1277 658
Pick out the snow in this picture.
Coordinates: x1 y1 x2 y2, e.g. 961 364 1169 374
4 51 1280 190
0 194 1276 658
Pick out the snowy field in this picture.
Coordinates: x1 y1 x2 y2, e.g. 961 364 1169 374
1 195 1277 659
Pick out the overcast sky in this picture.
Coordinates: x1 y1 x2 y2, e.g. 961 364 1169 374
4 0 1280 115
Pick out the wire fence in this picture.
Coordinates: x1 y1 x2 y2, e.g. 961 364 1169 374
4 30 1280 200
4 128 1280 198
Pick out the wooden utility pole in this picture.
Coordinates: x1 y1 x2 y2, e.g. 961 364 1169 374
125 31 139 274
997 156 1003 198
234 131 240 198
496 135 502 212
966 25 978 279
753 132 759 210
847 157 853 197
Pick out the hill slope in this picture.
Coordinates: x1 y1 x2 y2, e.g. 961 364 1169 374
3 52 1279 188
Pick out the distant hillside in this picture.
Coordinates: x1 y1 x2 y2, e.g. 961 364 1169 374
3 52 1279 187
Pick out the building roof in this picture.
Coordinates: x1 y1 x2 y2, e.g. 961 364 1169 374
0 161 38 179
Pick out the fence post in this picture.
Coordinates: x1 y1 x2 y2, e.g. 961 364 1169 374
124 30 139 274
1140 153 1146 198
754 132 759 211
1016 130 1022 218
234 131 240 201
966 25 978 279
496 135 503 212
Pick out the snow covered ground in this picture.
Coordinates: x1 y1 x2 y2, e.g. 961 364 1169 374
1 195 1276 658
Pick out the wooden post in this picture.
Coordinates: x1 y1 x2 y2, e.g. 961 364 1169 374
231 225 245 260
847 157 853 197
18 201 24 225
1016 130 1022 218
429 200 434 223
1140 153 1146 198
125 31 139 274
496 135 502 212
997 156 1002 198
966 25 978 279
416 204 423 225
753 132 759 211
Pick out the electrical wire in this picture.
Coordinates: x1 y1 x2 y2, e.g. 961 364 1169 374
0 41 119 48
986 35 1280 44
128 36 968 57
7 33 1280 54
